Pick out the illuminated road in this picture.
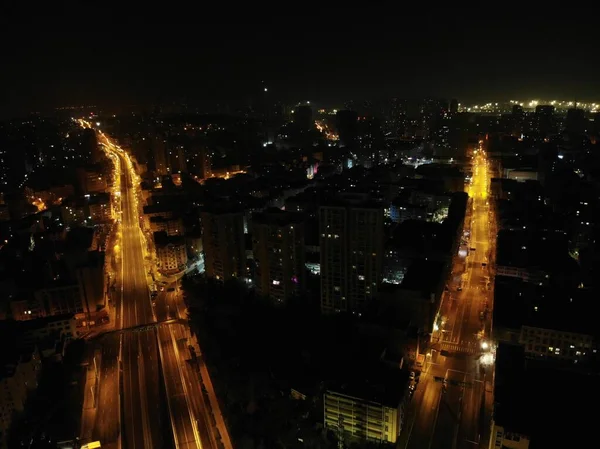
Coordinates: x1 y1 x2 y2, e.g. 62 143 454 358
101 122 166 449
403 143 495 449
78 119 202 449
155 284 213 449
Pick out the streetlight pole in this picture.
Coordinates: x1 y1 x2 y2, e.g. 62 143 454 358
93 356 98 379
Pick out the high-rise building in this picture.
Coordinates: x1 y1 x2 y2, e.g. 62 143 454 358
154 231 188 273
81 128 102 163
197 147 212 179
512 105 524 116
357 116 385 166
534 105 556 137
449 98 459 114
294 105 313 132
509 105 525 137
565 108 586 134
319 193 384 314
252 209 305 303
152 136 168 175
591 111 600 135
336 110 359 147
76 167 108 195
324 368 410 445
170 145 187 173
201 206 246 282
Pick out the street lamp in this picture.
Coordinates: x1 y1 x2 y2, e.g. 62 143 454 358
481 352 494 366
481 341 489 350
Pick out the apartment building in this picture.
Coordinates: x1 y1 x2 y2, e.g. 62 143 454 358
252 208 305 302
154 231 188 273
150 216 183 236
201 206 246 281
319 193 383 313
518 325 595 362
323 367 409 444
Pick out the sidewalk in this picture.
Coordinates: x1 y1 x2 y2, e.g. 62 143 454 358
80 348 101 441
480 383 494 449
194 336 234 449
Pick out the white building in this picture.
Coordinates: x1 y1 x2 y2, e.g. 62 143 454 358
155 232 188 273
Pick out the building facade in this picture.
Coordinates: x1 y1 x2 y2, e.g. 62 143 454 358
518 325 595 362
324 390 403 444
319 194 384 313
488 422 530 449
154 232 188 272
150 216 183 236
252 209 305 302
201 208 246 281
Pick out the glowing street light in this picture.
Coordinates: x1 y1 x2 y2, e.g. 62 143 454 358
481 341 489 350
481 352 494 366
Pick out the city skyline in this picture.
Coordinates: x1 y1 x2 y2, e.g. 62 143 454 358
1 12 599 449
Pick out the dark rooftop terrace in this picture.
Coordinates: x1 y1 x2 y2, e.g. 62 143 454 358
327 362 410 409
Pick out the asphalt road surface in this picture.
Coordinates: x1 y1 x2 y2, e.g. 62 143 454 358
403 145 495 449
82 124 169 449
115 135 166 449
155 283 218 449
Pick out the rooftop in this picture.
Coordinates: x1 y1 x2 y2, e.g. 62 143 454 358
200 203 243 215
150 215 181 224
493 278 597 335
415 163 464 179
320 192 383 210
496 228 571 270
153 231 185 247
327 363 410 409
252 208 305 227
19 313 76 333
401 259 445 293
0 346 38 380
387 220 453 255
493 343 529 434
144 203 174 215
65 226 95 251
494 342 598 446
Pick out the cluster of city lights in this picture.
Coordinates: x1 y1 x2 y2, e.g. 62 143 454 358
315 120 339 141
461 100 599 113
509 99 598 112
480 340 495 366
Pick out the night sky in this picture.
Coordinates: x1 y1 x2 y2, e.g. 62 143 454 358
2 12 599 116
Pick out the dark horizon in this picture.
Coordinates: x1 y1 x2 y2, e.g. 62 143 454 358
2 13 600 448
2 13 600 116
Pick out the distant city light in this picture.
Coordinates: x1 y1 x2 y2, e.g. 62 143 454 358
264 88 268 92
